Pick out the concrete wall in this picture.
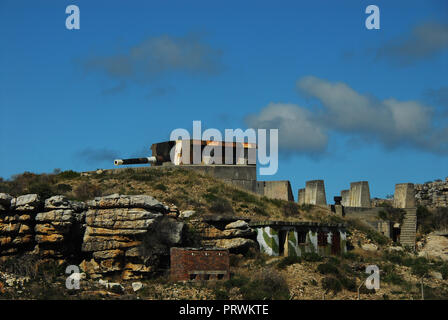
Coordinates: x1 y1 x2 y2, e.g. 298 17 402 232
304 180 327 205
349 181 371 207
253 223 346 257
256 180 294 201
341 190 350 207
298 188 306 205
393 183 415 209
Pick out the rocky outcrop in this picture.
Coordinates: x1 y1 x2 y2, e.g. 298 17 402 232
0 194 41 261
34 195 86 260
188 218 257 254
80 194 182 280
415 178 448 207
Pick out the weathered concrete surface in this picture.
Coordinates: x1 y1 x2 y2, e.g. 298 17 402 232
298 188 306 205
341 190 350 207
256 180 294 201
349 181 371 207
304 180 326 205
393 183 415 209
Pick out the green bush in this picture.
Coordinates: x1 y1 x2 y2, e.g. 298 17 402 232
276 256 302 270
322 276 342 294
317 263 340 275
57 170 80 180
74 182 102 201
209 198 233 214
154 183 167 192
239 269 290 300
302 252 323 262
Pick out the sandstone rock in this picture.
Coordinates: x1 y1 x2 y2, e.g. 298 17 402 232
179 210 196 219
387 246 404 252
429 271 443 280
225 220 249 230
361 243 378 251
156 218 184 245
93 249 124 260
11 194 41 211
87 194 166 212
0 193 13 211
206 238 258 254
222 228 255 238
36 209 74 223
132 282 143 292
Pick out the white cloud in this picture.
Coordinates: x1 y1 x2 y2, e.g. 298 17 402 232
245 102 328 154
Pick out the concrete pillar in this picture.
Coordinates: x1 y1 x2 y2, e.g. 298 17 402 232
349 181 371 207
304 180 327 205
298 188 306 205
393 183 415 208
341 190 350 206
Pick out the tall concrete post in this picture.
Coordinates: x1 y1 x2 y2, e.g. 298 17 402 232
341 190 350 207
298 188 306 205
393 183 415 208
349 181 371 207
304 180 327 205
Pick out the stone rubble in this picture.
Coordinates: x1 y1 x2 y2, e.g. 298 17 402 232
415 178 448 207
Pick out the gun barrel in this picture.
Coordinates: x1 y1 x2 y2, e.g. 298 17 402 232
114 156 157 166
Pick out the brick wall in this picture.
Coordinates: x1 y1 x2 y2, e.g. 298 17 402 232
170 247 230 282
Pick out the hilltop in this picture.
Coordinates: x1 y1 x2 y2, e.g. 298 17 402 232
0 167 447 300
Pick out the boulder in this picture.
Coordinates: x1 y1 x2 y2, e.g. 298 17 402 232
206 238 258 254
87 194 167 212
11 194 42 211
0 193 13 211
132 282 143 292
225 220 249 230
361 243 378 251
179 210 196 219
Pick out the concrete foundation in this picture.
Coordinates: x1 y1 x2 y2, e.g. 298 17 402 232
304 180 327 205
349 181 371 208
393 183 415 209
298 188 306 205
341 190 350 207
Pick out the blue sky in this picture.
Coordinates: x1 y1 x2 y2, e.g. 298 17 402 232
0 0 447 201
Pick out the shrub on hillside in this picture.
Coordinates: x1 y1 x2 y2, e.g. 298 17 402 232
322 276 342 294
239 269 290 300
74 182 102 201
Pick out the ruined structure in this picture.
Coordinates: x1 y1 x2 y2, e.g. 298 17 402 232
250 221 346 257
297 188 306 205
303 180 327 205
394 183 416 209
393 183 417 249
170 247 230 282
341 190 350 207
349 181 371 207
256 180 294 201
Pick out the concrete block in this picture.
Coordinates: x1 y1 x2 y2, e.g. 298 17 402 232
258 181 294 201
349 181 371 207
393 183 415 209
341 190 350 207
304 180 326 205
298 188 306 205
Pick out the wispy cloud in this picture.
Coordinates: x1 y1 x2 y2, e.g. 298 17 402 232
244 76 448 156
82 33 223 85
375 21 448 66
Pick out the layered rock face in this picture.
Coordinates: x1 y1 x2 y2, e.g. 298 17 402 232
0 193 258 280
34 196 87 260
80 194 184 280
415 178 448 207
0 194 41 261
190 217 258 254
